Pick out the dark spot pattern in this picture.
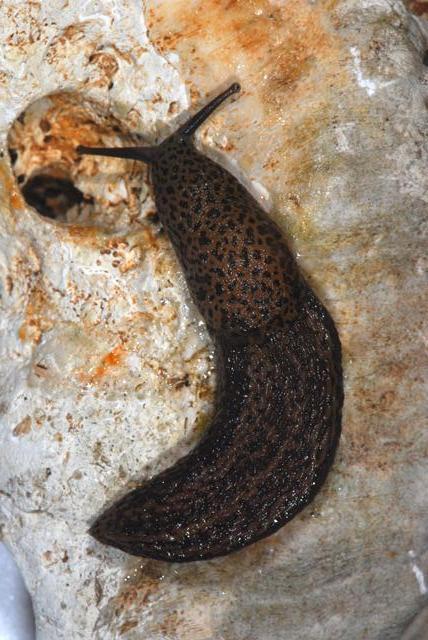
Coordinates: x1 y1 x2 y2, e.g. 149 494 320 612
150 138 302 337
83 84 343 562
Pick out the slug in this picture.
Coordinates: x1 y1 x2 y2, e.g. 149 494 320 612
77 83 343 562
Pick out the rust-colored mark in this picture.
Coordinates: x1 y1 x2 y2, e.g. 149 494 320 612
45 23 88 65
133 310 155 324
82 344 126 383
0 162 25 210
99 236 143 272
18 320 41 343
34 94 102 165
18 286 51 344
141 226 160 252
66 224 101 246
112 561 165 618
88 50 119 78
146 0 343 104
405 0 428 16
10 188 24 209
119 620 138 635
13 415 32 437
18 324 28 342
43 550 52 564
159 611 182 637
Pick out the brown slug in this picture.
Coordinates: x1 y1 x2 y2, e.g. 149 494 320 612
77 83 343 563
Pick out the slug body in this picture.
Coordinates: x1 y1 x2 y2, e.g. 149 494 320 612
78 83 343 562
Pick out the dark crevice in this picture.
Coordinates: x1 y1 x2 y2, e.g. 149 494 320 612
22 174 89 220
8 148 17 165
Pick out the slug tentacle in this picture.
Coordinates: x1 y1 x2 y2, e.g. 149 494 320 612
179 82 240 137
78 83 343 562
76 145 158 162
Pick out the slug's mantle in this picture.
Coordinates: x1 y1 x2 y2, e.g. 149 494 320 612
0 0 427 639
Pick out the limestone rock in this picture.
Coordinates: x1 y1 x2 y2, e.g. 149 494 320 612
0 1 427 638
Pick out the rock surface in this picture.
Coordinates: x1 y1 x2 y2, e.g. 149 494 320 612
0 0 427 638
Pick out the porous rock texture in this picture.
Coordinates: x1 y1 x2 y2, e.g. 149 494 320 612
0 1 427 638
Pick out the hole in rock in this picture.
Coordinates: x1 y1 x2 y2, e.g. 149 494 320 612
7 92 155 231
22 173 86 220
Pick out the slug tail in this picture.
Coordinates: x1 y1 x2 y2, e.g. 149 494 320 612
89 286 343 562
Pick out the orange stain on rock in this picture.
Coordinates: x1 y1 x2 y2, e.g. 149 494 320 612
13 415 32 437
18 316 43 343
0 162 25 211
18 286 52 345
146 0 344 105
406 0 428 16
31 94 102 165
65 224 104 248
82 344 126 384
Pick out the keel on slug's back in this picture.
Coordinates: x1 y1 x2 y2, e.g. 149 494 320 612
78 83 343 562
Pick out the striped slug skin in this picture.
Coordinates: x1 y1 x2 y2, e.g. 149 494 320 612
77 83 343 562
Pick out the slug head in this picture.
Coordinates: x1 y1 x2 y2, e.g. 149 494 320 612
77 83 241 165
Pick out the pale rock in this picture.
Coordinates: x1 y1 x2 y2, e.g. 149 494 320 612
0 1 427 639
